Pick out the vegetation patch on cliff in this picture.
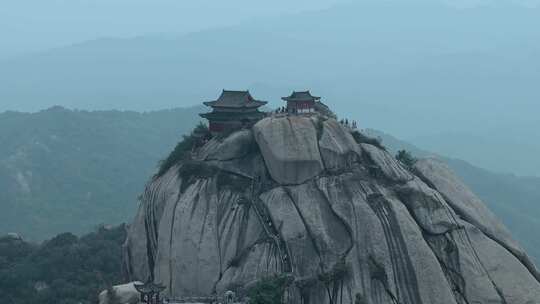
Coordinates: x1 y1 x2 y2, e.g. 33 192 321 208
247 275 292 304
395 150 417 171
158 122 210 176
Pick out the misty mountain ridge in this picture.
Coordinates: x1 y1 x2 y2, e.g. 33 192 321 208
1 0 539 175
0 106 202 240
1 0 538 59
2 1 539 112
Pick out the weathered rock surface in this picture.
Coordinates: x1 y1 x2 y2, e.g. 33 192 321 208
98 281 142 304
124 117 540 304
415 158 540 282
360 143 413 183
253 116 324 185
196 129 255 162
318 119 361 171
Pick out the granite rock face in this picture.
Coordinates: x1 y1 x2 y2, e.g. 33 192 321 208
124 116 540 304
253 116 324 185
318 119 361 171
98 281 142 304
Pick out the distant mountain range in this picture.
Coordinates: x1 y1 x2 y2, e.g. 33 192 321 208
0 106 202 240
1 1 538 175
1 107 539 263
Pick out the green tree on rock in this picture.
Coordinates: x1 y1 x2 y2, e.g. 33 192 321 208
247 275 291 304
396 150 417 171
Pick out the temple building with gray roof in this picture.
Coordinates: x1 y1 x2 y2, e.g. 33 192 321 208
200 90 267 134
282 90 320 114
200 89 335 135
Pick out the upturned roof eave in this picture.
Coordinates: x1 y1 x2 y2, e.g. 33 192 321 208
281 97 321 102
199 111 266 120
134 282 166 293
203 100 268 108
282 90 321 102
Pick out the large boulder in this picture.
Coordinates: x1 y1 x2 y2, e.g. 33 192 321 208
196 129 255 162
98 281 142 304
318 119 361 171
253 116 324 185
123 164 182 281
395 179 460 235
123 117 540 304
360 143 414 183
414 158 514 241
415 158 540 281
464 221 540 302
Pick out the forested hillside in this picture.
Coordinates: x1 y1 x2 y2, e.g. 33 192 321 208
0 225 125 304
0 106 202 240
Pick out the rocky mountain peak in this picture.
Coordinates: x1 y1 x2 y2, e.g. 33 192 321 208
123 115 540 303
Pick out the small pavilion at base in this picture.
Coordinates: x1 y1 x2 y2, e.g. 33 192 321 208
134 281 166 304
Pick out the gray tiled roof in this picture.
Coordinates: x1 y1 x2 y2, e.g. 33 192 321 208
204 90 267 108
134 282 166 294
199 110 266 121
282 90 321 102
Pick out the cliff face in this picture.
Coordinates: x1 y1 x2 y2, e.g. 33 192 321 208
124 115 540 304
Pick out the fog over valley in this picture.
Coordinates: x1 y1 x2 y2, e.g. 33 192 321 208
1 0 539 176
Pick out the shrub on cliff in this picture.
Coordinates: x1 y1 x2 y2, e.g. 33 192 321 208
247 275 291 304
157 122 210 176
395 150 417 170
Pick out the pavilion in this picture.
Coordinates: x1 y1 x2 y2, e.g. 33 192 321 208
134 281 166 304
200 90 267 134
282 90 321 114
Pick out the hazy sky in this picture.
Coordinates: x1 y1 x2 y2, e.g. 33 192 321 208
0 0 345 58
1 0 539 176
3 0 540 58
